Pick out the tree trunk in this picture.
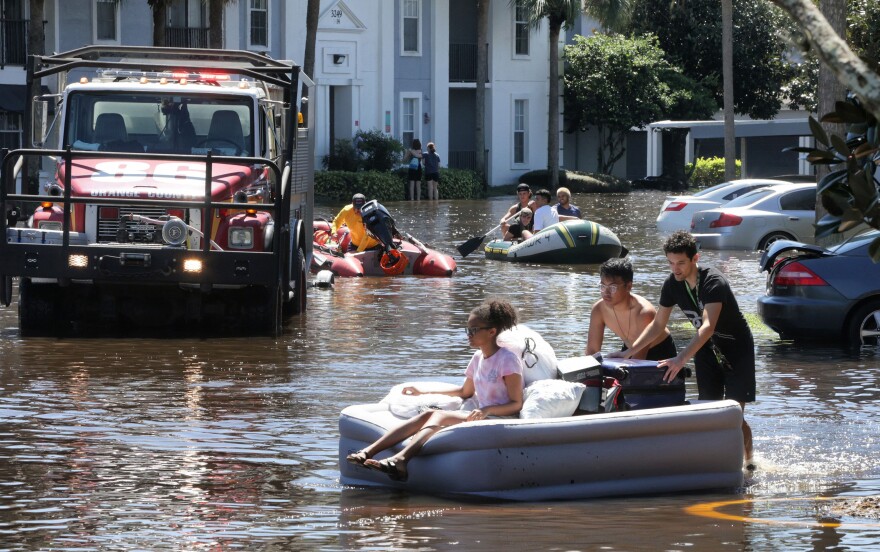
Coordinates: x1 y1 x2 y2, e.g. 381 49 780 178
721 0 736 180
475 0 490 190
149 1 166 47
770 0 880 120
815 0 847 245
548 23 561 190
25 0 45 194
302 0 320 123
662 129 688 191
208 0 224 49
304 0 320 79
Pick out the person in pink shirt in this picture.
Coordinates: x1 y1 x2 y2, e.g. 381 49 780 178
347 298 524 481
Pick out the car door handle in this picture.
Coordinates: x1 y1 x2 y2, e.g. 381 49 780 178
788 217 799 221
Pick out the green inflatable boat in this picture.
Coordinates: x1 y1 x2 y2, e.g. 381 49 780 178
484 219 626 264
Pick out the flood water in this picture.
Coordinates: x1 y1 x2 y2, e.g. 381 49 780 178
2 191 880 550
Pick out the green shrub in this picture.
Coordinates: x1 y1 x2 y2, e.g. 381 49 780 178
518 169 629 193
316 167 482 204
356 129 405 171
686 157 741 188
320 129 404 172
322 138 360 171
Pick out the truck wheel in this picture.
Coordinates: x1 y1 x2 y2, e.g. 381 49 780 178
847 299 880 347
283 246 307 316
18 279 57 337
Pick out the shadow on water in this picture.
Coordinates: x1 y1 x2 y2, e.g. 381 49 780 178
1 191 879 549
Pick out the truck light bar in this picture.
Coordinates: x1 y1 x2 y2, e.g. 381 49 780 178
98 69 231 83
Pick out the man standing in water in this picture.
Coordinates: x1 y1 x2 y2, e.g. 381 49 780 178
585 258 676 361
612 230 755 470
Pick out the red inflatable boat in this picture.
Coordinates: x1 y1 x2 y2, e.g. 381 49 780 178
311 216 456 278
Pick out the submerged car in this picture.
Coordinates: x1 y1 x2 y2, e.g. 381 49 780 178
690 183 817 250
656 179 787 233
757 231 880 346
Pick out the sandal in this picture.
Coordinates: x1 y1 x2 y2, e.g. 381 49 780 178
346 450 371 466
364 457 408 482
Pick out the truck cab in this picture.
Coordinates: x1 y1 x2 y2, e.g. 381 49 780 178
0 46 315 336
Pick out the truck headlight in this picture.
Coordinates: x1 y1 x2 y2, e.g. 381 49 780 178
228 227 254 249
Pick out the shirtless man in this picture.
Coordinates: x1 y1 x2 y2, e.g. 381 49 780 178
585 258 677 360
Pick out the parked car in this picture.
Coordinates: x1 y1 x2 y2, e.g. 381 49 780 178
656 179 787 233
757 231 880 346
690 183 817 250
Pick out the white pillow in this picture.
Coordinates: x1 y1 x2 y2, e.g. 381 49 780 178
380 382 464 418
519 379 586 419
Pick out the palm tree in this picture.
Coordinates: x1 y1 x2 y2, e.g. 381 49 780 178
147 0 170 46
517 0 628 189
475 0 490 189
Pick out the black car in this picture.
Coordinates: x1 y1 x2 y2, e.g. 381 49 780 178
757 231 880 346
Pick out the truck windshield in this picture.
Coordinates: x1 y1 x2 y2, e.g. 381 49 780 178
65 92 254 156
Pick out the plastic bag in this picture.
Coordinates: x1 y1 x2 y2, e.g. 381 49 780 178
380 381 464 418
496 324 558 386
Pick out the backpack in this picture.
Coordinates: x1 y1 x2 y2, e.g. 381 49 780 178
579 376 625 413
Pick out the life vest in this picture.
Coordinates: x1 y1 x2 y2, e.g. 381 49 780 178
380 248 409 275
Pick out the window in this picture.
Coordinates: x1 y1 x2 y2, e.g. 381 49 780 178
780 189 817 211
95 0 120 43
513 99 527 164
401 96 419 147
249 0 268 48
402 0 420 55
514 2 530 56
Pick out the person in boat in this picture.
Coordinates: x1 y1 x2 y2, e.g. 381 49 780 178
330 193 381 252
554 187 582 219
609 230 755 470
347 298 525 482
500 183 536 235
532 189 560 231
585 258 676 361
503 208 534 241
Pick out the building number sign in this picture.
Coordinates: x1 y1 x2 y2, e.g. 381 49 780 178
331 8 343 24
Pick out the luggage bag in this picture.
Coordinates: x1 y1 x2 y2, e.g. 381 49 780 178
600 358 688 410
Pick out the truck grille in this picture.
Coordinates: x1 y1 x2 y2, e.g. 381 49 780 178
97 206 171 243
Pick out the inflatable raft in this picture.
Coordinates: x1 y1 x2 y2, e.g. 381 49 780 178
312 200 456 277
339 398 745 501
484 219 625 264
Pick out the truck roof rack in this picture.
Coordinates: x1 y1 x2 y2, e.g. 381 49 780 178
32 45 300 89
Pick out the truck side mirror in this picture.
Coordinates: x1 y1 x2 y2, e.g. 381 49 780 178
32 100 48 147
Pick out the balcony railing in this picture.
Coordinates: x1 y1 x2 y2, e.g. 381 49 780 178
1 19 27 68
165 27 209 49
449 43 477 83
449 150 476 171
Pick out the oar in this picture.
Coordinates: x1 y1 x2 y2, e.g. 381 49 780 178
456 210 523 258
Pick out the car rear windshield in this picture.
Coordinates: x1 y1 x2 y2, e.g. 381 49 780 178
723 188 774 208
692 182 734 197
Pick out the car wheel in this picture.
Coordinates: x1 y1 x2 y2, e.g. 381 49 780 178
847 299 880 347
758 232 795 251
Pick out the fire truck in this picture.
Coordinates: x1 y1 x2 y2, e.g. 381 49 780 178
0 46 315 336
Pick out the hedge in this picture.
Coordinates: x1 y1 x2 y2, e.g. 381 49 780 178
685 157 741 188
518 169 630 193
315 167 483 204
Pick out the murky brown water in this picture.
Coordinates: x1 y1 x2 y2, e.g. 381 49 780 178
2 191 880 550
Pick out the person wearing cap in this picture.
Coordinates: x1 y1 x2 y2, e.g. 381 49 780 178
331 194 380 252
500 183 536 235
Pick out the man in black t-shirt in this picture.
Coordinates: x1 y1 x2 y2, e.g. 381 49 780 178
611 230 755 469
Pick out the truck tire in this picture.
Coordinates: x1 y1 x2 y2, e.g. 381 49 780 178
283 246 307 316
18 279 57 337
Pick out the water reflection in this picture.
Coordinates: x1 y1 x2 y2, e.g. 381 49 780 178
0 192 879 549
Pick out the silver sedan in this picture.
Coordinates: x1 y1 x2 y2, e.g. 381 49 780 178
690 183 817 250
